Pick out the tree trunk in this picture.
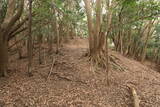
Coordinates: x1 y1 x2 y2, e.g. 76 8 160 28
83 0 94 55
48 25 53 54
56 23 59 54
140 20 155 62
3 0 16 24
27 0 33 76
0 32 8 77
55 14 59 54
38 34 42 64
105 0 113 85
93 0 102 54
14 37 23 59
0 0 24 77
51 5 59 54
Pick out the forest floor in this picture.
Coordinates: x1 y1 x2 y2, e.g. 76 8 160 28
0 37 160 107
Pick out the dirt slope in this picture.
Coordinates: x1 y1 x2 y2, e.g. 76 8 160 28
0 38 160 107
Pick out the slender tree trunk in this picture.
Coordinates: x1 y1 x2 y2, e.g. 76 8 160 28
126 29 132 55
48 25 53 54
105 0 113 85
140 35 150 62
55 14 60 54
56 22 59 54
27 0 33 76
140 20 155 62
120 32 123 54
51 5 60 54
38 34 42 64
106 35 110 85
14 37 22 59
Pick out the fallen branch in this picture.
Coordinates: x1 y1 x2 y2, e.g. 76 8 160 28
52 72 87 84
46 57 56 80
128 85 140 107
56 74 72 81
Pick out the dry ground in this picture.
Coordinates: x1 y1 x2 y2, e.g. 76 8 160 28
0 38 160 107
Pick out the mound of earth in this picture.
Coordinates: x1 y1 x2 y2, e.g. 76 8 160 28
0 38 160 107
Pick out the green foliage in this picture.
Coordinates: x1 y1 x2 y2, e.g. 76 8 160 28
30 0 159 62
31 0 86 38
0 0 7 23
146 23 160 61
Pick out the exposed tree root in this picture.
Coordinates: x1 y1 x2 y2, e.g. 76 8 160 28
89 51 126 72
110 53 131 72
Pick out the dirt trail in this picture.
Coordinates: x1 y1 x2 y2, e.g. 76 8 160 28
0 38 160 107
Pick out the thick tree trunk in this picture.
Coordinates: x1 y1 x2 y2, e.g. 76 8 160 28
93 0 102 54
0 0 24 77
83 0 94 55
0 33 8 77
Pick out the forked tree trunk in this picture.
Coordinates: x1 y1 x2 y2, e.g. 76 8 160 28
0 0 24 77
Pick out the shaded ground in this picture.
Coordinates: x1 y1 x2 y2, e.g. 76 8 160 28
0 38 160 107
144 61 160 73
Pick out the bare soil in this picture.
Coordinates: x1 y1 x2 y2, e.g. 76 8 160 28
0 38 160 107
